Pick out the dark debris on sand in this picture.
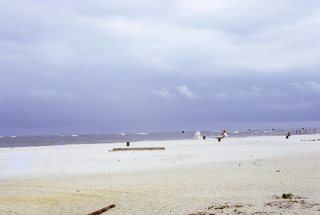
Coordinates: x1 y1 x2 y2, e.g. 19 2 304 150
189 203 252 215
188 194 320 215
266 194 320 210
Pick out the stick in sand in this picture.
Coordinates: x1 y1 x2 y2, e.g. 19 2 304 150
87 204 116 215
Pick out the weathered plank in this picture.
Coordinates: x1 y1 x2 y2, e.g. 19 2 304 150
87 204 116 215
112 147 165 151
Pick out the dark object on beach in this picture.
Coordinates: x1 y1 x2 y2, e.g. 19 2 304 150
286 131 291 139
214 204 229 210
282 193 294 199
112 147 165 151
203 136 206 140
216 130 227 142
87 204 115 215
126 141 130 147
182 130 185 133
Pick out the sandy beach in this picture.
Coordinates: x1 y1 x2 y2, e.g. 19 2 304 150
1 134 320 214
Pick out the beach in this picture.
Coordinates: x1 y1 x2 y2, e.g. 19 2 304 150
0 134 320 214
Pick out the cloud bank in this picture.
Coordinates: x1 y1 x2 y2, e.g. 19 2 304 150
0 0 320 134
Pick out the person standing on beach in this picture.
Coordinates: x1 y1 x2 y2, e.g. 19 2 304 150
286 131 291 139
221 129 228 137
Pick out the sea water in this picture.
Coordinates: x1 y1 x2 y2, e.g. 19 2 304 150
0 128 318 148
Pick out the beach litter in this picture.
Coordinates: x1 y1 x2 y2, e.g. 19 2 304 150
87 204 115 215
281 193 293 199
265 194 320 210
189 194 320 214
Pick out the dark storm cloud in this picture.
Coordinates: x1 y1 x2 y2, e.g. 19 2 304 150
1 0 320 134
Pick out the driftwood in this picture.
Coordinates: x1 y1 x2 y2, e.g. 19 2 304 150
112 147 165 151
87 204 115 215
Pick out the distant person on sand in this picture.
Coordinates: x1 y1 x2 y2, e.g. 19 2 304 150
194 131 202 139
286 131 291 139
221 129 228 137
216 129 228 142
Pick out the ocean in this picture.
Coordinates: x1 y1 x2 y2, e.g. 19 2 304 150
0 128 318 148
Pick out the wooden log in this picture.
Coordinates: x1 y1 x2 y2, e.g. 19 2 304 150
87 204 115 215
112 147 165 151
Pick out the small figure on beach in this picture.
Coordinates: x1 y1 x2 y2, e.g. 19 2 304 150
216 129 228 142
194 131 202 139
286 131 291 139
222 129 228 137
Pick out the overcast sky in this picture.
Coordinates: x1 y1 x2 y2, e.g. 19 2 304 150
1 0 320 135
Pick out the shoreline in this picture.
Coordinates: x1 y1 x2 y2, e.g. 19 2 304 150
0 134 319 180
1 129 318 148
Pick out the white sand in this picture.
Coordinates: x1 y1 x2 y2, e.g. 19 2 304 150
0 134 320 214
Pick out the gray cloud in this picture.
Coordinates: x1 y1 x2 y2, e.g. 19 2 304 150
290 81 320 93
151 87 174 99
28 88 75 100
176 85 197 99
211 92 229 100
308 81 320 93
2 0 320 76
1 0 320 134
258 101 315 110
238 86 262 97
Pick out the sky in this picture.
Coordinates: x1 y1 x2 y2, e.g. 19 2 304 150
1 0 320 135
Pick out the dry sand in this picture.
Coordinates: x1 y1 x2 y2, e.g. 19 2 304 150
0 134 320 214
